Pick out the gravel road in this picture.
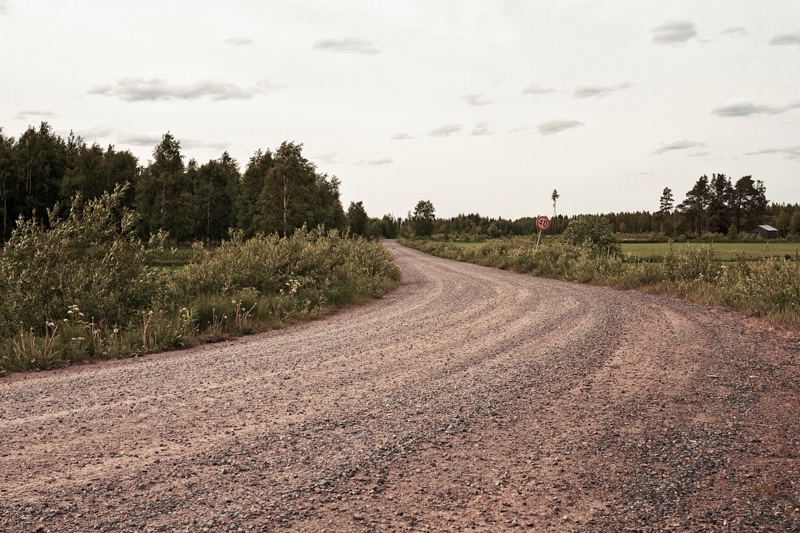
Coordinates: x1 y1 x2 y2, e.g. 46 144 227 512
1 241 798 532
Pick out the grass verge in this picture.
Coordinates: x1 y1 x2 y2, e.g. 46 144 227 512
399 236 800 329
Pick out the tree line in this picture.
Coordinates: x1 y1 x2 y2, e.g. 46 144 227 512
406 174 798 240
0 123 390 243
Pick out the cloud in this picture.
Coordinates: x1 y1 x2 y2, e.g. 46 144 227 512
88 78 274 102
745 147 800 160
117 133 163 146
0 0 10 15
769 32 800 47
15 109 57 120
522 84 556 96
313 37 379 54
313 153 338 165
651 139 706 155
391 133 412 140
650 20 698 45
470 121 491 136
710 99 800 117
429 124 462 137
367 158 393 165
720 26 749 38
537 120 584 135
75 126 114 140
572 82 632 98
687 151 711 158
463 94 491 106
224 37 254 47
182 139 230 151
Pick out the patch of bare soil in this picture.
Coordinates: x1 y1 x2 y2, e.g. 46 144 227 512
1 241 798 531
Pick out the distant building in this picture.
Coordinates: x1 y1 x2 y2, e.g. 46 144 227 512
749 225 778 239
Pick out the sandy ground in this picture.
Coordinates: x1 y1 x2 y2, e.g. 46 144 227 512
0 241 798 532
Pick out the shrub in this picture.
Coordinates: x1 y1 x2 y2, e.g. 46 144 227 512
561 215 621 256
0 186 164 336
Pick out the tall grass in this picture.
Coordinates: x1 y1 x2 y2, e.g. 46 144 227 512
0 188 400 375
400 237 800 328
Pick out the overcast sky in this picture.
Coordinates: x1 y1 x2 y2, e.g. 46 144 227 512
1 0 798 219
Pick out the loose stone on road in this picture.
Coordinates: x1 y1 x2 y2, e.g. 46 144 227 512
1 241 798 531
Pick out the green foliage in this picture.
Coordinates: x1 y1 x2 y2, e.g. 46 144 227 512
411 200 436 237
401 236 800 328
347 200 369 236
561 215 621 255
0 185 163 337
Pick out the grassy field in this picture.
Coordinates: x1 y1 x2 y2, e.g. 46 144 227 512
621 242 800 261
444 239 799 261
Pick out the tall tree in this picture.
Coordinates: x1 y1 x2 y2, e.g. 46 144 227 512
551 189 560 218
678 175 710 237
135 132 193 240
15 122 69 220
411 200 436 236
658 187 674 214
707 173 733 234
0 129 18 241
732 176 768 233
258 142 318 237
346 200 369 236
193 152 240 242
238 149 273 237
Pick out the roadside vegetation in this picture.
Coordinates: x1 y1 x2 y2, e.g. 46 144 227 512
400 214 800 329
0 188 400 375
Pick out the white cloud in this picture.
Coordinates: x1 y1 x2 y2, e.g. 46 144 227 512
117 133 163 146
572 83 632 99
650 20 698 45
651 139 706 155
769 32 800 47
0 0 10 15
15 109 57 120
429 124 462 137
522 84 556 96
470 121 491 136
182 138 230 151
463 94 491 106
391 133 413 140
711 99 800 117
745 147 800 160
720 27 749 38
368 158 393 165
537 120 583 135
313 37 379 54
224 37 254 47
313 153 338 165
75 126 114 140
88 78 274 102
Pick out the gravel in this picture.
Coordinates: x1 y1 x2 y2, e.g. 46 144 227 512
1 241 798 531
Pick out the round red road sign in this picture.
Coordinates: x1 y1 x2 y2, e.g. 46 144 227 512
536 216 551 231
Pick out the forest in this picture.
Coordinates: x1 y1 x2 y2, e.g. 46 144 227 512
1 122 798 245
0 122 386 244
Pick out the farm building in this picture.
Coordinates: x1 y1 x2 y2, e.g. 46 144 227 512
748 225 779 239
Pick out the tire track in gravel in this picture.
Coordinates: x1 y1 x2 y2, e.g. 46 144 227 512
1 241 798 532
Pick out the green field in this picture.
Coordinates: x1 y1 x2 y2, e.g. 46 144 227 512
621 242 800 261
437 239 799 261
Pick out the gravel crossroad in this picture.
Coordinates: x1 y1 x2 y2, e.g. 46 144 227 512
1 241 798 531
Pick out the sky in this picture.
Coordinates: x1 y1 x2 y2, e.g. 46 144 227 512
1 0 798 219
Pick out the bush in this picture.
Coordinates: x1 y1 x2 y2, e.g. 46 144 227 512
561 215 621 256
0 186 163 336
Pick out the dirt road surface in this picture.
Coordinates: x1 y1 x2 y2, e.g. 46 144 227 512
1 241 798 532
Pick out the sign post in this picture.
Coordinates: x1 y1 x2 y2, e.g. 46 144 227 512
535 215 550 251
